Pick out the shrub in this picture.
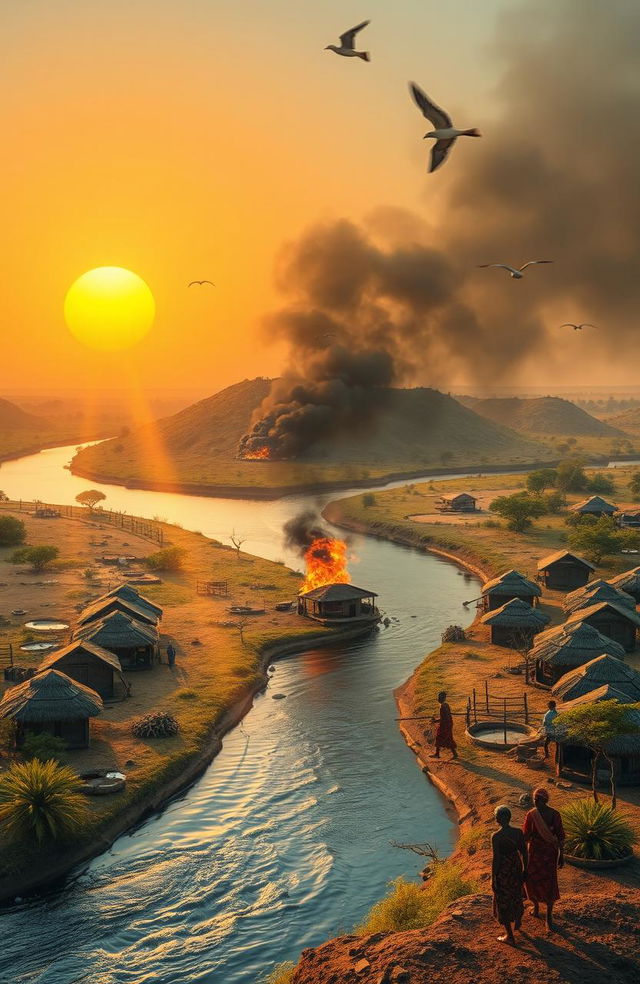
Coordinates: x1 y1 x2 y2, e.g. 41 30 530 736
10 544 59 571
262 963 295 984
526 468 558 494
543 491 567 514
0 759 89 844
568 516 626 563
357 864 476 935
489 493 547 533
362 492 376 507
132 712 180 738
21 732 67 762
0 516 26 547
556 457 588 492
587 473 615 495
561 800 637 860
442 625 466 643
145 546 186 572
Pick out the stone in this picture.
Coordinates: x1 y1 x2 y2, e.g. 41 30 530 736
354 958 371 974
519 792 532 806
389 968 410 983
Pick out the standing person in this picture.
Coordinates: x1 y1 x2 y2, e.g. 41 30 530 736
166 642 176 668
542 699 558 759
523 787 565 932
430 691 458 759
491 805 527 946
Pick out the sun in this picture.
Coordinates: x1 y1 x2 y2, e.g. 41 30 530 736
64 267 155 351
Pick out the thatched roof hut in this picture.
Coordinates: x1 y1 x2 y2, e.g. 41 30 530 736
436 492 477 513
563 579 636 616
565 601 640 653
553 654 640 703
570 495 618 517
537 549 596 591
481 569 542 611
609 567 640 604
480 597 550 648
75 611 159 669
530 620 626 687
100 584 163 621
0 668 103 748
38 640 125 699
298 583 379 625
555 688 640 784
77 595 159 628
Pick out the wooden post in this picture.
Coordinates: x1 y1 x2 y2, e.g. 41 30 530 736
503 698 508 745
485 679 489 714
524 691 529 725
473 687 477 724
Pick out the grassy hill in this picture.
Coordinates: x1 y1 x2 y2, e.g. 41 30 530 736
0 396 119 464
467 396 624 437
607 407 640 437
0 397 46 431
71 378 556 496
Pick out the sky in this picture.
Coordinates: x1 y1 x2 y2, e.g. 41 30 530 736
1 0 639 401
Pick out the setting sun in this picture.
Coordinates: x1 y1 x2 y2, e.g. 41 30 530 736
64 267 155 351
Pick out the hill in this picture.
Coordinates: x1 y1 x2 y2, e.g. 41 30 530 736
0 397 46 431
70 377 555 496
467 396 624 437
607 407 640 436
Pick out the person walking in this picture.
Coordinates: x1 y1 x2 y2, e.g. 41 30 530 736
166 642 176 668
542 699 559 759
491 805 527 946
523 787 565 932
430 690 458 759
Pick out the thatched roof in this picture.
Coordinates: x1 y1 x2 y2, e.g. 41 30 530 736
563 580 636 615
570 495 618 514
481 569 542 599
0 669 103 722
439 492 476 504
77 595 158 628
75 610 159 648
38 640 122 674
553 654 640 702
300 583 377 601
609 567 640 595
480 597 550 629
530 620 626 667
556 689 640 755
100 584 163 619
565 600 640 629
537 549 596 573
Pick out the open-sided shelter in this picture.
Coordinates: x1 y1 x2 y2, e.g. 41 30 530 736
0 668 103 749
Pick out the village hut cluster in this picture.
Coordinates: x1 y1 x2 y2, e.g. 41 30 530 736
476 553 640 788
0 584 164 750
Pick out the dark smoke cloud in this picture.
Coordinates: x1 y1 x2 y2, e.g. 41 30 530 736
241 0 640 459
283 509 350 555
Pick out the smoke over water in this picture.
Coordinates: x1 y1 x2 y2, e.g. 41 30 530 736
283 510 351 592
240 0 640 460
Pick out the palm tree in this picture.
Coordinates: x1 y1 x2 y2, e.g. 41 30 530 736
0 758 89 843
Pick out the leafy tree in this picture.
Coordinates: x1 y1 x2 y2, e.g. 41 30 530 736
488 493 547 533
11 544 59 572
0 515 26 547
555 457 588 492
543 491 566 514
629 471 640 501
567 516 636 563
75 490 106 510
526 468 557 495
586 472 616 495
0 759 89 844
145 546 185 571
556 700 640 808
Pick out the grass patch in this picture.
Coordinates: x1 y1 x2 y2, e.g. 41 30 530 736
457 825 491 855
357 862 477 935
261 963 296 984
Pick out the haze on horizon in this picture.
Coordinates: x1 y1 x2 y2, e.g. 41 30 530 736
2 0 639 402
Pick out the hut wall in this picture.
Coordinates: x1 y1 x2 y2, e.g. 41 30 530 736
542 563 591 591
534 659 564 688
52 655 114 699
485 591 537 612
19 718 90 750
115 645 154 669
559 743 640 786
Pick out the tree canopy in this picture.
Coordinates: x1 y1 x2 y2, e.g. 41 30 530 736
488 492 547 533
568 516 638 563
11 544 59 572
75 490 106 510
0 515 26 547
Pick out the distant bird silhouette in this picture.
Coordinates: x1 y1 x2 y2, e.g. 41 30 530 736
325 21 371 61
188 280 215 287
409 82 480 173
560 322 598 331
477 261 553 280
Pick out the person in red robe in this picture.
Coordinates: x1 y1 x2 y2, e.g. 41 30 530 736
492 805 527 946
430 691 458 759
522 787 565 932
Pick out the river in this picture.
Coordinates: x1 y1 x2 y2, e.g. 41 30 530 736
0 445 480 984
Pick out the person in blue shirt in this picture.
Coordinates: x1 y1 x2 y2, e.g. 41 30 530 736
542 700 558 759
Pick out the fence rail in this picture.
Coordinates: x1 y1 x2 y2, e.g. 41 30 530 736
0 644 13 668
0 499 163 546
466 682 530 729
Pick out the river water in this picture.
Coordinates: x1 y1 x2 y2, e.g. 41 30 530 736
0 446 480 984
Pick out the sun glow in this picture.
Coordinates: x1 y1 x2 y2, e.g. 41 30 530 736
64 267 155 351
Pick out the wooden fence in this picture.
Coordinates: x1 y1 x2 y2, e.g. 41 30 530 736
0 499 163 546
466 681 530 729
0 644 13 669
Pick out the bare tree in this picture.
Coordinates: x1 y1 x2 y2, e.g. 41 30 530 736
233 614 251 646
229 529 247 560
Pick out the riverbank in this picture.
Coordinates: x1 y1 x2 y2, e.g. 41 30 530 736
0 502 372 904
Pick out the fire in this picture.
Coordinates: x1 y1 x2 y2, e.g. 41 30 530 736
300 537 350 593
243 446 271 460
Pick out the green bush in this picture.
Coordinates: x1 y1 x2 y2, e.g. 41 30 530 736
0 759 89 844
145 546 186 571
0 516 26 547
562 799 637 860
10 544 59 572
261 963 295 984
21 732 68 763
357 863 476 935
586 473 615 495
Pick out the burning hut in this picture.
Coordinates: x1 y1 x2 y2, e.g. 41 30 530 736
570 495 618 518
563 579 636 617
565 601 640 653
530 620 626 688
481 569 541 612
536 550 596 591
298 583 379 625
609 567 640 604
552 654 640 703
480 598 549 649
0 669 103 749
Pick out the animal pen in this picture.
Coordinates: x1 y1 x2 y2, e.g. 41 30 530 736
465 682 532 748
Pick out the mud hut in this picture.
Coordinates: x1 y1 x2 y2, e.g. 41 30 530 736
609 567 640 604
75 611 159 668
99 584 163 622
37 640 125 700
480 598 549 649
481 569 542 612
530 621 626 688
298 583 379 625
553 653 640 703
0 668 103 749
565 601 640 653
435 492 477 513
77 595 159 629
555 688 640 786
537 550 596 591
570 495 618 518
563 579 636 617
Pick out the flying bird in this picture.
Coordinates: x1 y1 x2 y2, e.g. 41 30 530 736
188 280 215 287
477 261 553 280
560 322 598 331
325 21 371 61
409 82 480 173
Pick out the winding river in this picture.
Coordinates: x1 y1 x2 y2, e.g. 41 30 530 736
0 446 480 984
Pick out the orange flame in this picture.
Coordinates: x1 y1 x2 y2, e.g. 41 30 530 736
300 537 350 593
244 446 271 460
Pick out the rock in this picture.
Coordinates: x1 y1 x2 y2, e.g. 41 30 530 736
354 958 371 974
272 693 287 700
519 792 532 807
389 968 410 983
